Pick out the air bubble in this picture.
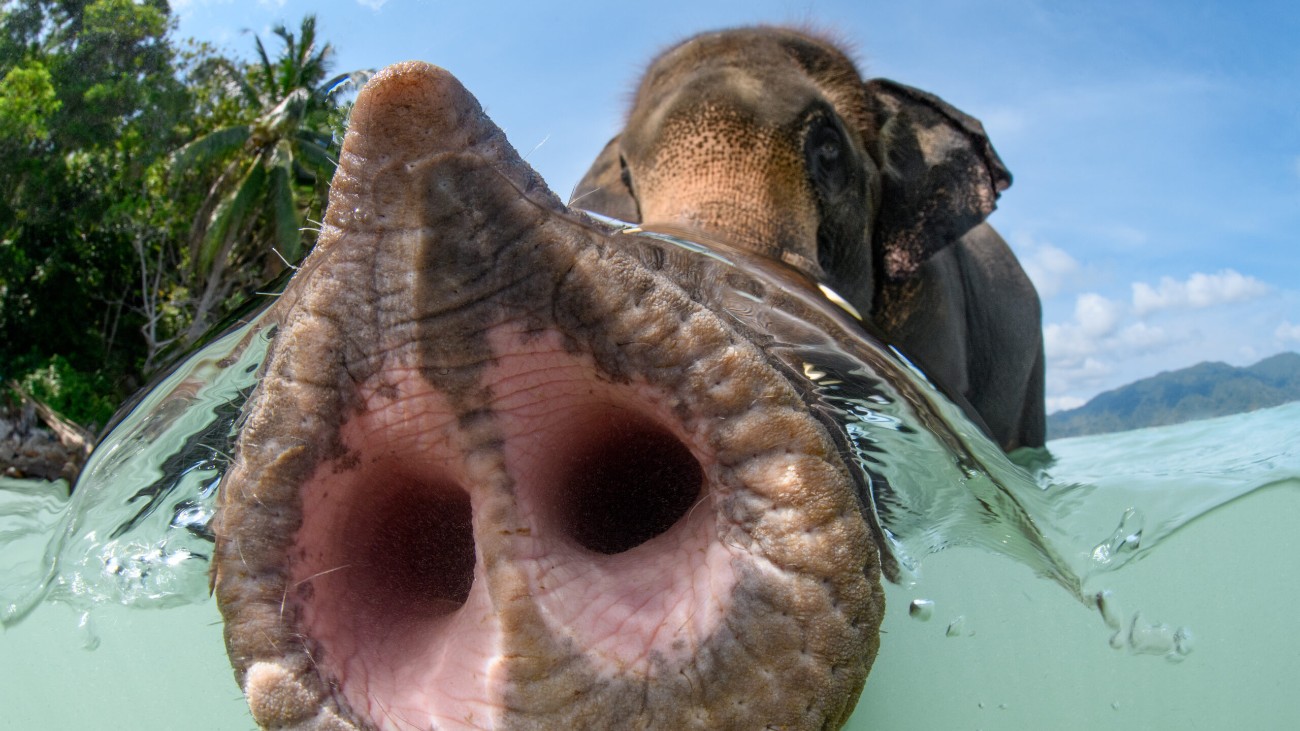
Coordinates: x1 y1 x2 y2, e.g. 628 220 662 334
945 615 966 637
908 598 934 621
1127 612 1194 661
1091 508 1144 566
1096 590 1127 648
1128 612 1176 655
1096 590 1122 629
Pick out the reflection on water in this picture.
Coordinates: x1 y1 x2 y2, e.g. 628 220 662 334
1 311 273 625
2 228 1299 723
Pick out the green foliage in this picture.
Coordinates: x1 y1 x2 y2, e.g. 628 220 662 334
16 354 119 429
1047 352 1300 439
0 0 186 415
0 4 366 429
171 14 371 342
0 60 60 141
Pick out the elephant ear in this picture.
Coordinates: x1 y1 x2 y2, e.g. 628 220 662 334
864 79 1011 281
570 136 642 223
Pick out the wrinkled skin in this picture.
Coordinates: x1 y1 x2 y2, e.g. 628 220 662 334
212 62 883 730
573 27 1045 450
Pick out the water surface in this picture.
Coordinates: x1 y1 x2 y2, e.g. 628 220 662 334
2 230 1296 728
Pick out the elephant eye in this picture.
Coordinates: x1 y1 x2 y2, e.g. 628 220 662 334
619 154 635 195
805 116 852 200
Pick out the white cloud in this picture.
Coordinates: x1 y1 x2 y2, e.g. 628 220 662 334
1042 275 1287 408
1277 320 1300 343
356 0 389 9
1043 292 1124 366
1131 269 1270 316
1046 395 1086 413
1074 292 1121 338
1015 235 1079 299
1115 322 1167 352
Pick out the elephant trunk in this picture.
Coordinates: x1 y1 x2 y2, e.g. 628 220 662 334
211 62 882 731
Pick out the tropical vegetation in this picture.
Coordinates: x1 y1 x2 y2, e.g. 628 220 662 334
0 2 367 429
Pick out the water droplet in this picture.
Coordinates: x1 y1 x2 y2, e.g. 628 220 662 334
946 615 966 637
908 598 934 621
1111 701 1121 711
354 207 374 225
1091 508 1145 567
78 611 100 651
1174 626 1195 657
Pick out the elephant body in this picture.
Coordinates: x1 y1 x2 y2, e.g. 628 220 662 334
573 27 1046 450
878 223 1045 449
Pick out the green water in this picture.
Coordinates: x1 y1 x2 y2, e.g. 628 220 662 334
3 406 1297 728
2 227 1297 727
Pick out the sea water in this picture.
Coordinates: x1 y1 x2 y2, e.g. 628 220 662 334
2 233 1298 728
5 408 1297 729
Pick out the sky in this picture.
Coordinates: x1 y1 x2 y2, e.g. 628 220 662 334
173 0 1300 412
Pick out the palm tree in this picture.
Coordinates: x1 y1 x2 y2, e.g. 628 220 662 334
170 15 370 342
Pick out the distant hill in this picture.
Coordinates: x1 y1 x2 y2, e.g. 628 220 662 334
1048 352 1300 439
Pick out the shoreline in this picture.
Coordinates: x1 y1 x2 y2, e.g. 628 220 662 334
0 397 91 484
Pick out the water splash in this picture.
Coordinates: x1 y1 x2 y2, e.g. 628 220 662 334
1 310 274 625
2 226 1295 654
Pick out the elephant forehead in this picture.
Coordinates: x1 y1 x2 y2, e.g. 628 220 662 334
639 61 818 129
636 27 867 129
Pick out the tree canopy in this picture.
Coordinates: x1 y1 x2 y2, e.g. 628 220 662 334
0 3 367 428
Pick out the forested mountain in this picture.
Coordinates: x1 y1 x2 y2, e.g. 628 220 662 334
1048 352 1300 439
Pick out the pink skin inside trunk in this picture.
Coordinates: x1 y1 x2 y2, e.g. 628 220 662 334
289 324 736 728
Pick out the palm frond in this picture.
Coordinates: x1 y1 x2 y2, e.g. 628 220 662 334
253 34 277 96
268 151 303 264
170 125 251 177
292 134 337 181
258 87 310 136
198 162 268 275
194 56 263 109
187 154 252 265
297 16 319 85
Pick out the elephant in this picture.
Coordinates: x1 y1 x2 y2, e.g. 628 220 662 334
211 60 897 730
211 31 1062 731
572 26 1046 451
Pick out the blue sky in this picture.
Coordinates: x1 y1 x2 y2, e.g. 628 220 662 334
174 0 1300 412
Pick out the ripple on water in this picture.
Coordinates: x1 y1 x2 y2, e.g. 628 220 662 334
3 232 1298 672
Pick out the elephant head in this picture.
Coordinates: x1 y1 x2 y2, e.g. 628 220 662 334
574 27 1045 450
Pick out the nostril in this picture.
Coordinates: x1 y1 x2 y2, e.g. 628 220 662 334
556 415 704 555
368 484 476 608
336 475 476 621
